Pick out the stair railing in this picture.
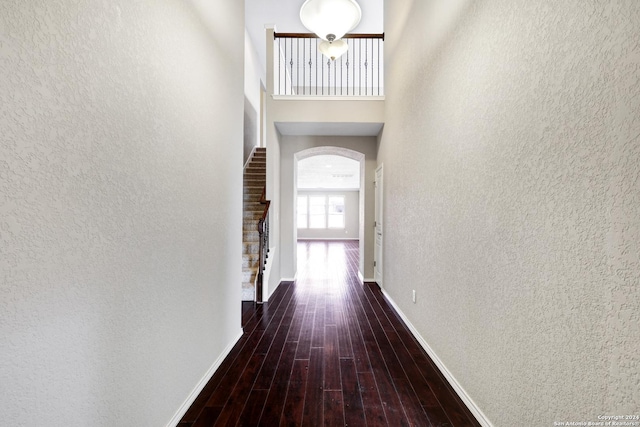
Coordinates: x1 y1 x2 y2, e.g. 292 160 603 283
256 186 270 303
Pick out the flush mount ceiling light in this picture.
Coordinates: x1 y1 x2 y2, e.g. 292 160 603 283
299 0 362 42
318 39 348 61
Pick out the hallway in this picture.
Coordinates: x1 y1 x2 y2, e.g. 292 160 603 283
179 240 479 426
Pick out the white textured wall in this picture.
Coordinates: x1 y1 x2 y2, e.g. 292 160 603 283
244 28 263 149
0 1 243 426
380 1 640 425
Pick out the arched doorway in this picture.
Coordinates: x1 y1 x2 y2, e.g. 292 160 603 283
294 147 367 279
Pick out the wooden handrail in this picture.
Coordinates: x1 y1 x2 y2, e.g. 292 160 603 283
258 186 271 225
274 32 384 40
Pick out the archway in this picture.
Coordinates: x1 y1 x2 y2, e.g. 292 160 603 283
294 147 366 279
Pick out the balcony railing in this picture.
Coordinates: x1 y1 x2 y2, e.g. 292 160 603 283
274 32 384 97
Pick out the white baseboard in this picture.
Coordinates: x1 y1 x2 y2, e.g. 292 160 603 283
380 289 494 427
166 330 244 427
357 272 377 284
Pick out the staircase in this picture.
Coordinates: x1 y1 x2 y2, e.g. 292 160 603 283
242 147 266 301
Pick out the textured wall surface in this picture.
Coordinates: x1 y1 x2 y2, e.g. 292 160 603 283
380 0 640 425
0 1 243 426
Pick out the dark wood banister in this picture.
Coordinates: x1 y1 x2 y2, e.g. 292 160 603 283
256 186 270 303
258 186 271 220
274 32 384 40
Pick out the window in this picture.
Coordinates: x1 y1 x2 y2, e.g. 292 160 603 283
297 196 308 229
297 195 345 229
328 196 345 228
309 195 326 228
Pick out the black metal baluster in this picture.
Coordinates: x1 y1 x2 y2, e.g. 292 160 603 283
308 37 312 95
365 38 368 95
327 58 331 95
333 59 338 95
346 39 350 96
297 38 300 95
359 39 362 96
289 39 293 95
340 53 343 96
377 38 380 95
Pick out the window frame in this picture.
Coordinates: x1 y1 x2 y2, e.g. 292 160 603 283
296 193 346 230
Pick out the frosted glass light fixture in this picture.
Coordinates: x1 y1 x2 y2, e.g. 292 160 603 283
319 39 348 60
299 0 362 42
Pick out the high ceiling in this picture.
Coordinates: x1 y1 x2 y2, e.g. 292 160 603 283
245 0 384 72
298 155 361 189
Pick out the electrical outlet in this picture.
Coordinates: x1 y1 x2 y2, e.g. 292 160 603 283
412 290 416 303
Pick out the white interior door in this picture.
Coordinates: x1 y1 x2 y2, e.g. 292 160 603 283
374 165 383 285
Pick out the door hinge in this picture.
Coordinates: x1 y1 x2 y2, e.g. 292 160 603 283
373 261 377 267
374 221 377 227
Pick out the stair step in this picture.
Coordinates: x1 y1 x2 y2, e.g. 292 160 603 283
241 282 255 296
242 260 259 269
243 231 260 242
243 199 262 205
243 212 263 220
241 268 258 283
243 209 265 215
242 242 260 254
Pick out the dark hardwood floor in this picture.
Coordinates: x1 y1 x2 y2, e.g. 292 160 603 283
179 240 480 426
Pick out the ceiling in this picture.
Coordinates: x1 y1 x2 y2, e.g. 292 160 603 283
298 155 361 189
